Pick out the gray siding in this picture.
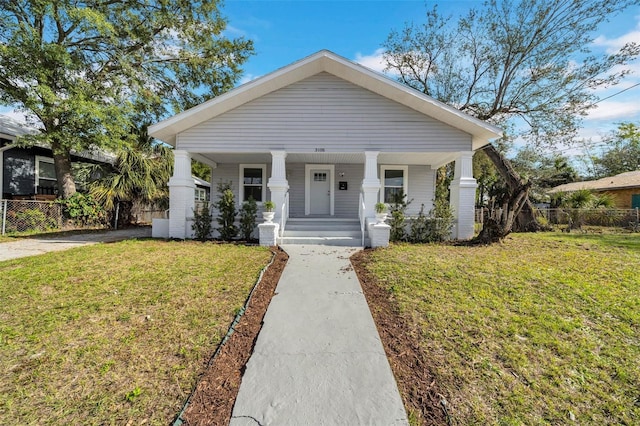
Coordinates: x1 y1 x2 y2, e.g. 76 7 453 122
178 73 472 153
212 162 435 218
334 163 363 217
288 163 305 217
407 165 436 215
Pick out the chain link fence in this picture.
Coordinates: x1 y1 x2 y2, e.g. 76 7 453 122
476 207 640 232
1 199 63 234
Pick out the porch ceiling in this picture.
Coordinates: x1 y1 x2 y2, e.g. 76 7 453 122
194 151 458 168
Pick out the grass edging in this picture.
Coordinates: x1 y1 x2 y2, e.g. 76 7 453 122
172 248 279 425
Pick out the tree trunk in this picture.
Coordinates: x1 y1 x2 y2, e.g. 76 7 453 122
50 138 77 199
474 144 533 244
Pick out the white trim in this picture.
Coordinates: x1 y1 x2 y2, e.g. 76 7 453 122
194 187 207 202
380 165 409 204
239 164 267 204
305 164 335 216
35 155 56 193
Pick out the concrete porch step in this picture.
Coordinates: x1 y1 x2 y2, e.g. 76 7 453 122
281 218 365 246
279 236 367 247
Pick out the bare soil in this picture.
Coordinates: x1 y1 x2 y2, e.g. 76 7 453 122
351 249 448 426
180 247 288 426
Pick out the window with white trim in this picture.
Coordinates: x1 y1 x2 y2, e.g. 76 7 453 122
35 156 57 193
239 164 266 203
194 187 207 201
380 165 408 204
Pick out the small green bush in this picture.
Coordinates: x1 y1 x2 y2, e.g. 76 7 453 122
214 181 237 241
192 203 213 241
239 197 258 241
14 208 58 232
389 191 411 242
408 200 455 243
56 193 106 227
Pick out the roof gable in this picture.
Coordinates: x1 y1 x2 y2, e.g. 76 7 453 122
149 50 502 149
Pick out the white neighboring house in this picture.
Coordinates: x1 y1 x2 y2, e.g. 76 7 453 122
149 50 501 245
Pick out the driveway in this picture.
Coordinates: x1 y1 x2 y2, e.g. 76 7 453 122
0 227 152 261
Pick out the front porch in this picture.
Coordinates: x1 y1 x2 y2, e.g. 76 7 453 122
155 149 477 247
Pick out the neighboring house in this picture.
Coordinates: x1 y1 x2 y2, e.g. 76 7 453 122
0 115 114 200
193 176 210 202
149 50 502 244
548 170 640 209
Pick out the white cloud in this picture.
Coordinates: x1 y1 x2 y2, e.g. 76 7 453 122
585 99 640 121
353 48 387 74
592 15 640 54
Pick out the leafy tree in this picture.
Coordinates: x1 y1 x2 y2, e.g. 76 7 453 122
592 122 640 178
89 126 173 212
0 1 253 199
474 150 502 208
511 148 578 203
383 0 639 242
192 160 212 182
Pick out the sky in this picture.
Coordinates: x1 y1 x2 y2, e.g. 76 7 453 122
2 0 639 162
221 0 640 159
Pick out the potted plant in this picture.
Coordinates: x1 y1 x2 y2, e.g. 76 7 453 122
262 200 276 223
374 202 388 223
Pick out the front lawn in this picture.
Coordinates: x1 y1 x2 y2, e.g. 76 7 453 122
361 233 639 425
0 240 272 425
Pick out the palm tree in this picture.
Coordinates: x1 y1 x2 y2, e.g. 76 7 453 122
90 126 173 218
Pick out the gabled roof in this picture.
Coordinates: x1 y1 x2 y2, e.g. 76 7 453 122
0 114 115 164
149 50 502 149
548 170 640 193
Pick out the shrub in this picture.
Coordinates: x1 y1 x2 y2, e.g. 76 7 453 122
192 203 213 241
56 193 106 227
239 197 258 241
389 191 411 242
409 200 455 243
426 199 455 242
214 181 237 241
14 208 58 232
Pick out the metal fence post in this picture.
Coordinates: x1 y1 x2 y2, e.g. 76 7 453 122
2 200 7 235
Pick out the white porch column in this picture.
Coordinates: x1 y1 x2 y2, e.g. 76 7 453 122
449 151 477 240
168 150 195 239
361 151 381 219
267 150 289 221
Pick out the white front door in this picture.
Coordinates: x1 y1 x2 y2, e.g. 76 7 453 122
309 168 331 215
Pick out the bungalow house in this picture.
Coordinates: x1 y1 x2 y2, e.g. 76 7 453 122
149 50 502 246
548 170 640 209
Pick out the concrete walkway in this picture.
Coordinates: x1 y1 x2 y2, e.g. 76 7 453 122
230 245 408 426
0 227 151 261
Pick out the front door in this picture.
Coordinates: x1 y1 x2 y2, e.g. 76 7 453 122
309 168 331 215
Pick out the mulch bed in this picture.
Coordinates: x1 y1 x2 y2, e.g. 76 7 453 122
351 249 449 426
179 247 288 426
177 246 446 426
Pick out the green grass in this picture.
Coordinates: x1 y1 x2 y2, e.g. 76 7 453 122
0 240 272 425
363 232 640 425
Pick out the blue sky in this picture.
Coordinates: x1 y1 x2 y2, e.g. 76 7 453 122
2 0 639 160
222 0 640 157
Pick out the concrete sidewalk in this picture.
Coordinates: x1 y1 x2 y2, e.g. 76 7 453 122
230 245 408 426
0 227 151 261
